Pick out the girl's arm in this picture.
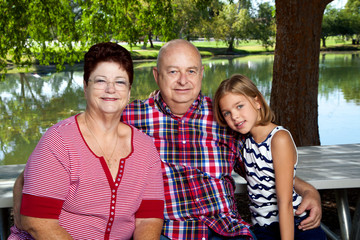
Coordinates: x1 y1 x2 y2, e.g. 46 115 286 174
272 130 297 240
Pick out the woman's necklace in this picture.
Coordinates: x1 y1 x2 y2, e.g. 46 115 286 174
85 113 118 165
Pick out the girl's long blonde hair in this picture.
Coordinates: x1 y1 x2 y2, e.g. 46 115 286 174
213 74 275 127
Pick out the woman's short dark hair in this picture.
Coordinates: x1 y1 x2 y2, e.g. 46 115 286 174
83 42 134 87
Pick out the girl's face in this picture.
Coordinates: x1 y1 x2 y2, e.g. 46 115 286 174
219 92 261 135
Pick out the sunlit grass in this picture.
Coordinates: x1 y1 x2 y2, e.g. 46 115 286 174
2 37 358 73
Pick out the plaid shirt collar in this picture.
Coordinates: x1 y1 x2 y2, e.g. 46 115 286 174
153 91 204 119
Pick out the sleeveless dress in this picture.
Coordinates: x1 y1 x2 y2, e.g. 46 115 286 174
243 126 304 227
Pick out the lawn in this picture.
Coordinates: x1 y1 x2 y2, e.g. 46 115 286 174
1 37 358 74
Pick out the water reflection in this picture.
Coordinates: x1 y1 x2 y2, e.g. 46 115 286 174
1 53 359 165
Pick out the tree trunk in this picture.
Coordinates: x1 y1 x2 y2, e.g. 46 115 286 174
227 37 234 52
148 33 154 48
270 0 332 146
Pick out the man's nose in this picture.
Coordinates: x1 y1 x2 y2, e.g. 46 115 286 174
178 72 187 85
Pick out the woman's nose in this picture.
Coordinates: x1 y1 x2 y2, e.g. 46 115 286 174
105 82 116 93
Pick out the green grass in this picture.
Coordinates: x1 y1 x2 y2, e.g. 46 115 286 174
2 38 359 73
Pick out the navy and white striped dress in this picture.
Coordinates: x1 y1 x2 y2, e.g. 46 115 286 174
244 126 304 227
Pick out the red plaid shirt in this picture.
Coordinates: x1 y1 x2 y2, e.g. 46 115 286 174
122 92 253 240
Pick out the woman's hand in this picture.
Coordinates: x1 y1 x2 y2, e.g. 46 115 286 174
21 215 73 240
13 170 25 230
133 218 163 240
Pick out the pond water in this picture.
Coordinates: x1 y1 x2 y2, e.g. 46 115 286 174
1 52 359 165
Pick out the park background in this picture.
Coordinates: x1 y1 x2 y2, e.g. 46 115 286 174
1 0 360 238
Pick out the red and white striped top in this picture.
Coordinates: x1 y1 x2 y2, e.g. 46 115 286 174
10 115 164 240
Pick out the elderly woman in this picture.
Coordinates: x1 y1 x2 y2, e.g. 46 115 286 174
9 42 165 239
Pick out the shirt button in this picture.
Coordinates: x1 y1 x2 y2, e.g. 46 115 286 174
115 183 118 186
182 140 186 144
112 190 115 193
108 228 111 231
117 178 120 181
202 238 206 240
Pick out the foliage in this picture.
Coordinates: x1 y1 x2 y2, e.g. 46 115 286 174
171 0 222 40
251 3 276 50
345 0 360 41
212 3 252 51
1 0 359 76
0 0 174 76
0 0 84 75
322 2 360 46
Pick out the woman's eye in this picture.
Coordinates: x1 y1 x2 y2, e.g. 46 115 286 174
237 105 243 109
95 79 106 83
115 80 126 85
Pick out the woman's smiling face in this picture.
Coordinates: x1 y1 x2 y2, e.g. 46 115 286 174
84 61 130 116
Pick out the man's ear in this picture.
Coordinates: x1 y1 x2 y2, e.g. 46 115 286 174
153 67 159 85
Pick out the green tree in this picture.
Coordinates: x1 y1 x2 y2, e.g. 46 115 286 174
252 2 276 50
212 3 252 51
345 0 360 43
0 0 175 75
321 6 338 47
0 0 83 74
171 0 221 40
137 0 175 48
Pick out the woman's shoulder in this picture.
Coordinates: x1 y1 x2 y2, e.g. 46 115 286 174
48 115 77 130
44 115 79 139
128 124 153 142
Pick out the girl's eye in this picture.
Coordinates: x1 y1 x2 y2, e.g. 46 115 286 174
237 105 243 109
223 112 229 117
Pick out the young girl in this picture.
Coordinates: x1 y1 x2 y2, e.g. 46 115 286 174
213 74 326 240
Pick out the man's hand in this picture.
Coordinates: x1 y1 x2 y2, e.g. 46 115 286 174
294 177 322 230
